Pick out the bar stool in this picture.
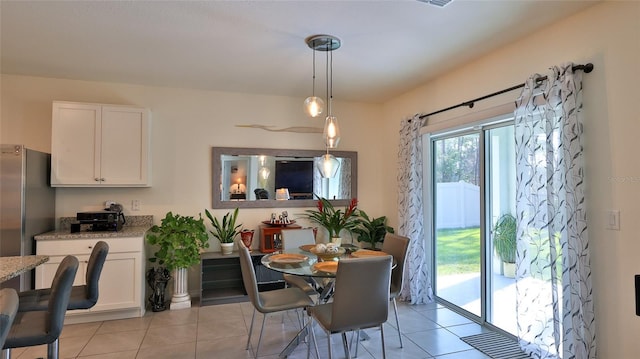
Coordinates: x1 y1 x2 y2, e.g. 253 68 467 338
2 255 79 359
0 288 19 349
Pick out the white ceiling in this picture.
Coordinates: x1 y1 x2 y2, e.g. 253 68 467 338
0 0 599 103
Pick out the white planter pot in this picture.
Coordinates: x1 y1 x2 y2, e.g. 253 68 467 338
330 237 342 246
503 262 516 278
220 242 234 255
170 267 191 310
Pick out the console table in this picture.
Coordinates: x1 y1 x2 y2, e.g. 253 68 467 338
200 251 283 306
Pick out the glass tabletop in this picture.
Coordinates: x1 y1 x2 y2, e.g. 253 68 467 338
261 247 339 278
260 245 394 278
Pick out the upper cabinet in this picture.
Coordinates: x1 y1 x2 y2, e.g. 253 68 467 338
51 101 151 187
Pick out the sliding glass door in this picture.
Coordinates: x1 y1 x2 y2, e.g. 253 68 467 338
432 121 516 334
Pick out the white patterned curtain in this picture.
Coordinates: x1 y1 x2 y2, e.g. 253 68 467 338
339 157 351 199
398 114 433 304
514 63 596 359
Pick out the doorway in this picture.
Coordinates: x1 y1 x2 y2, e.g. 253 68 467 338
431 121 516 334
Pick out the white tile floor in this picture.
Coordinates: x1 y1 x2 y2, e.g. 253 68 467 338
7 301 495 359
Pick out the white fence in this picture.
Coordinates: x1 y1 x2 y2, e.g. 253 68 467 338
436 181 480 229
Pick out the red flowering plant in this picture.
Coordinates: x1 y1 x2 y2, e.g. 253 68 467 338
302 197 359 239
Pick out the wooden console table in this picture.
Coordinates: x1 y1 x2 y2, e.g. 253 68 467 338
259 224 302 253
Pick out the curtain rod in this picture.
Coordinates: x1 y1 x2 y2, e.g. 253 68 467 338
418 63 594 120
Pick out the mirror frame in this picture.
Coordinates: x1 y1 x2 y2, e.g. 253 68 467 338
212 147 358 209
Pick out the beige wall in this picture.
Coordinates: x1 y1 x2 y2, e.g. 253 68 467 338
384 1 640 357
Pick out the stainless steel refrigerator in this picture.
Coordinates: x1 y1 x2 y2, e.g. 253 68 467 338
0 144 55 291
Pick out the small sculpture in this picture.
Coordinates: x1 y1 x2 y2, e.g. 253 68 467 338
146 267 171 312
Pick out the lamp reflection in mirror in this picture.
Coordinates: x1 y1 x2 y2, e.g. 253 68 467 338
323 116 340 148
259 166 270 180
318 153 340 178
276 188 291 200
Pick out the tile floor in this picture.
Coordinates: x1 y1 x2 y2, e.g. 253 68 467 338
7 300 495 359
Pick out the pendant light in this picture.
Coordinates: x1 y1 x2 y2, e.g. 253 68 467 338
318 150 340 178
303 44 324 118
323 44 340 148
305 34 342 178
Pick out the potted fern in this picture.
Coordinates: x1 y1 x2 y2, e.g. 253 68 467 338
205 208 242 255
146 211 209 310
493 213 517 278
353 210 395 249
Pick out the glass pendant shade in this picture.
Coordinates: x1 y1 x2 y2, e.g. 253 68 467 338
318 153 340 178
323 116 341 148
304 96 324 118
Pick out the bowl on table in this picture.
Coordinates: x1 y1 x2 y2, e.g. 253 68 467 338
310 246 346 261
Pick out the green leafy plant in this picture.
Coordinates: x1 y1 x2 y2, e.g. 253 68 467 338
146 212 210 271
205 208 242 244
353 210 395 249
301 197 359 238
493 213 517 264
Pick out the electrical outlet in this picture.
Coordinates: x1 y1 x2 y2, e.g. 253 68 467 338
132 199 141 211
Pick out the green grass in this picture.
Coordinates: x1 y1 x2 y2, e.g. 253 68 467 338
436 227 480 275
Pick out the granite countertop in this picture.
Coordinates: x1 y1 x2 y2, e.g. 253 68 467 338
0 255 49 282
35 215 153 241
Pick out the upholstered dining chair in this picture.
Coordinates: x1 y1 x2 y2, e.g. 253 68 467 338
307 255 392 359
237 240 315 359
0 289 19 349
381 233 410 347
17 241 109 312
281 229 318 297
2 255 79 359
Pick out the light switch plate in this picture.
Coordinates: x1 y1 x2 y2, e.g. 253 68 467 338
606 210 620 230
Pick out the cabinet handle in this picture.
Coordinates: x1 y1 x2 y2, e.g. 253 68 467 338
88 246 93 249
100 178 105 181
94 178 100 181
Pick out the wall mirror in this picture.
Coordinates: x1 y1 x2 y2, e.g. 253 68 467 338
212 147 357 209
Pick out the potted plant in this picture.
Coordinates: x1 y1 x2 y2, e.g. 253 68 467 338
301 197 359 245
205 208 242 255
493 213 517 278
353 210 395 250
146 211 209 310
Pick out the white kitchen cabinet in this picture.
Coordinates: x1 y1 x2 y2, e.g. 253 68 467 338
35 237 146 323
51 101 151 187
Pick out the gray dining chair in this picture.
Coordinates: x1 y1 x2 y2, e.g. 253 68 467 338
281 229 318 297
237 240 315 359
2 255 79 359
17 241 109 312
307 255 392 359
0 289 19 350
381 233 410 347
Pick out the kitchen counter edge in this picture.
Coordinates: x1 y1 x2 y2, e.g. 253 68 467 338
35 226 151 240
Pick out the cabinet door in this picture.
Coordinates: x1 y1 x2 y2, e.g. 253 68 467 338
51 102 101 185
92 251 142 311
35 255 87 289
100 106 150 186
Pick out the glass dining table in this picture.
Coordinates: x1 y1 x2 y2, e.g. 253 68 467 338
260 246 393 358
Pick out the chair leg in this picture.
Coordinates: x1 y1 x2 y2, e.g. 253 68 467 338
327 329 333 359
246 308 256 350
355 330 361 357
380 324 386 359
341 332 351 359
2 348 11 359
306 316 321 359
392 298 403 348
255 315 267 359
47 338 59 359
